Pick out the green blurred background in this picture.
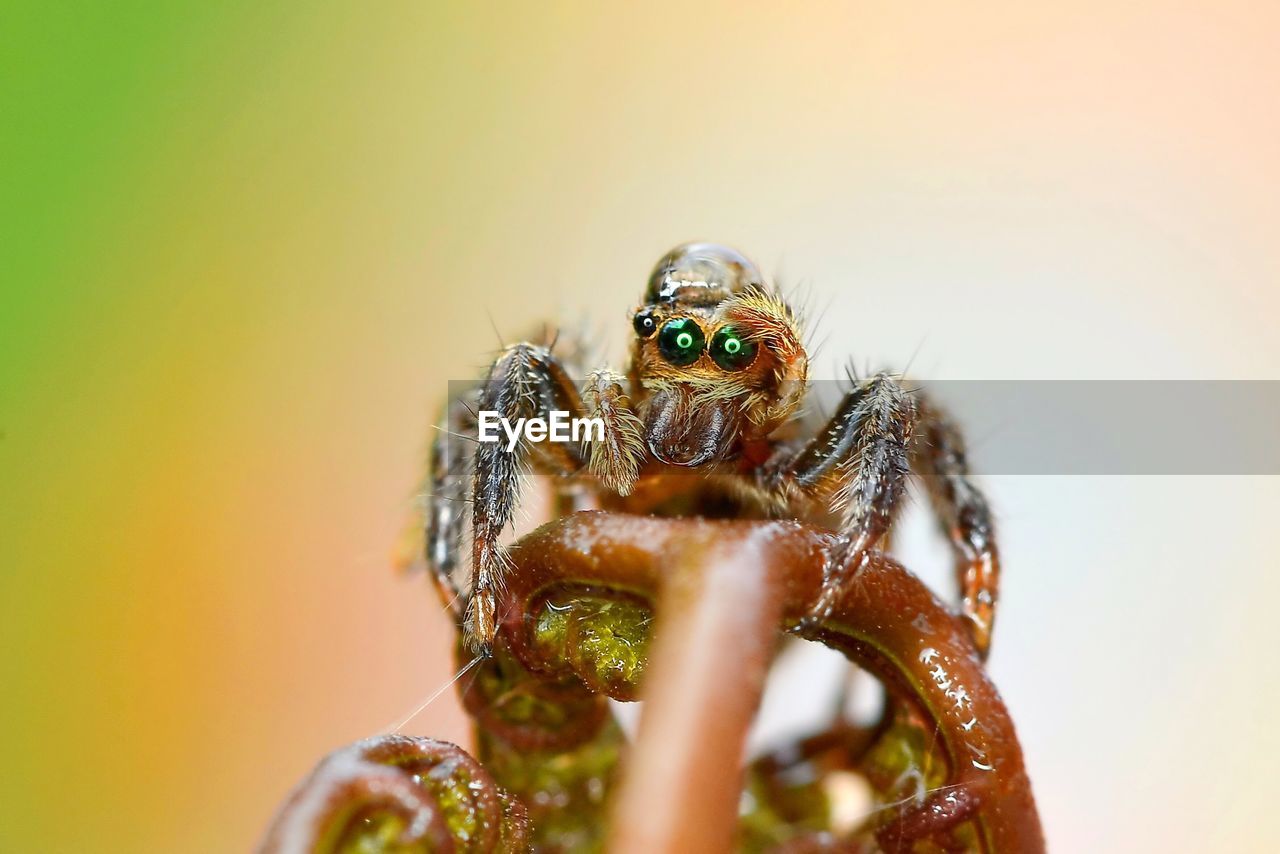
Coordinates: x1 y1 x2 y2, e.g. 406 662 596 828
3 2 1278 850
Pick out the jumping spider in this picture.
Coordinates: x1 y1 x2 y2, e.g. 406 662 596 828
426 243 999 658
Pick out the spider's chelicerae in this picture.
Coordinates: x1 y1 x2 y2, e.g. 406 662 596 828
426 243 999 659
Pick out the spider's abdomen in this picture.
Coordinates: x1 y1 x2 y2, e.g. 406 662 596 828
645 243 763 308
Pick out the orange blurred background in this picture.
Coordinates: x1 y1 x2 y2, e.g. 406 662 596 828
3 2 1278 850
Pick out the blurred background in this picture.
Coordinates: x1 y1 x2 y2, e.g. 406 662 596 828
3 2 1278 851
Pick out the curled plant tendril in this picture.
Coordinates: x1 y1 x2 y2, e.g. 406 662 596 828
263 511 1041 852
492 512 1042 852
259 735 529 853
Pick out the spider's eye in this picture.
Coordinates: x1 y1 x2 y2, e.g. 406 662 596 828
633 310 658 338
657 318 705 366
710 326 758 371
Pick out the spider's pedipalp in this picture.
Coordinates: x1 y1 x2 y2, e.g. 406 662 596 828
582 369 645 495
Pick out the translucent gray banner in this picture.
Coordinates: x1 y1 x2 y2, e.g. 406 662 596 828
440 380 1280 475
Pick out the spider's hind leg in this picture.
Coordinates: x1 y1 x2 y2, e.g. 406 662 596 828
423 387 480 618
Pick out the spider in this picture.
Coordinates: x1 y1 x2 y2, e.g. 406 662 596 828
426 243 999 659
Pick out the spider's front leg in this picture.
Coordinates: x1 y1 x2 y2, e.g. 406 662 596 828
764 373 1001 655
766 372 918 626
467 343 590 653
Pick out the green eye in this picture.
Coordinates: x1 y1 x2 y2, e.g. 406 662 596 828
710 326 758 371
657 318 705 366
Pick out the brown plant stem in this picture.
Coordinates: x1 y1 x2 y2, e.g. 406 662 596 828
607 526 787 852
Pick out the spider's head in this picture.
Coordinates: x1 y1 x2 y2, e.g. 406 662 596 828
630 243 808 466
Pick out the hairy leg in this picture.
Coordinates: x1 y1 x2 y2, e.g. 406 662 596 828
762 371 918 623
424 388 479 616
913 397 1000 657
468 342 589 652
